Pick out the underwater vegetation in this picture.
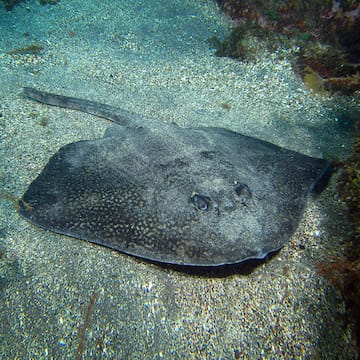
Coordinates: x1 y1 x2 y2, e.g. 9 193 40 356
209 21 285 62
339 130 360 239
1 0 23 10
316 253 360 350
1 0 58 11
215 0 360 95
316 121 360 350
300 42 360 95
8 44 44 55
216 0 333 34
76 291 99 360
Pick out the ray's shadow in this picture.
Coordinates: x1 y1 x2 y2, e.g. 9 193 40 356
146 250 281 278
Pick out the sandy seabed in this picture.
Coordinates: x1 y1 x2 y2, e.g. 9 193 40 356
0 0 359 358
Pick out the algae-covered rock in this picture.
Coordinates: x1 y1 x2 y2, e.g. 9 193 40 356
1 0 59 11
215 0 360 95
1 0 24 11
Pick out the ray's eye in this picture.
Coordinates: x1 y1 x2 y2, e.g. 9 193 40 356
191 193 211 211
235 183 252 205
235 183 251 198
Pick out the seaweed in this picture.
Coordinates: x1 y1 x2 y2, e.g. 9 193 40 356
316 124 360 350
315 257 360 349
303 65 360 95
1 0 59 10
216 0 333 35
8 44 44 55
1 0 24 11
39 0 59 5
0 189 22 212
303 66 327 95
215 0 360 95
209 22 281 61
39 115 49 127
76 291 99 360
339 133 360 237
299 41 360 95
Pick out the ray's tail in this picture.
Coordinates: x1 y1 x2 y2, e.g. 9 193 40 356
23 87 143 127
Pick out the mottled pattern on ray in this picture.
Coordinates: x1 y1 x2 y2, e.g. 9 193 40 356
19 88 330 266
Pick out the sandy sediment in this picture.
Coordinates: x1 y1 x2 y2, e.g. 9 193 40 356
0 0 358 358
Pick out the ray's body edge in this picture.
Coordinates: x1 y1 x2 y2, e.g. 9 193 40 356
18 200 282 267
